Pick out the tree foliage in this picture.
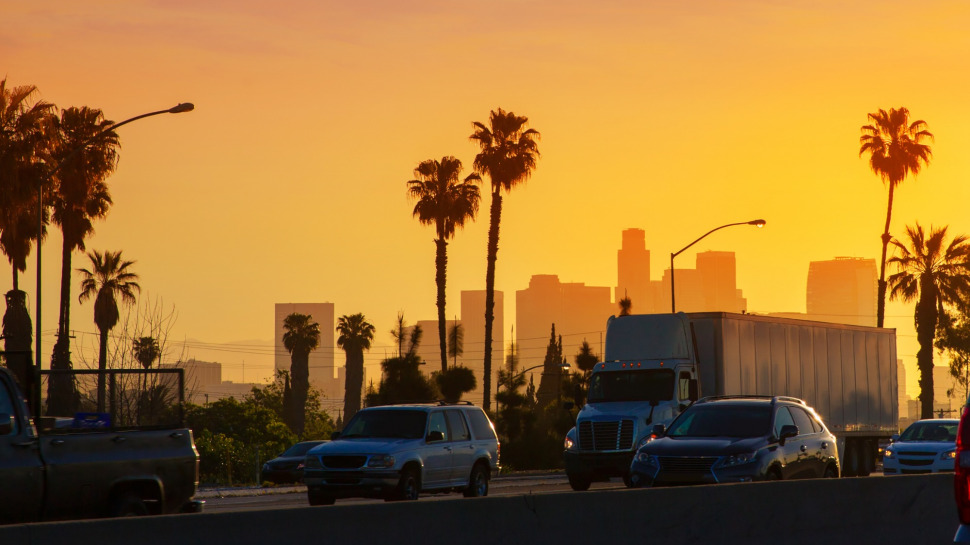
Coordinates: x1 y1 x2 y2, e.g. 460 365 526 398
434 366 476 403
365 354 438 406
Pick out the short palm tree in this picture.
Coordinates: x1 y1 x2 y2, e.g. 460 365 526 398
407 156 481 372
132 336 160 423
887 223 970 418
337 313 375 423
859 107 933 327
47 106 119 416
282 313 321 436
77 249 140 412
470 108 540 412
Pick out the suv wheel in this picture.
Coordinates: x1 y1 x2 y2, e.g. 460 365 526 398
568 472 592 491
394 467 420 501
463 463 489 498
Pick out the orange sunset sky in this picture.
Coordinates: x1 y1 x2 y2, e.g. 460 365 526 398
4 1 970 400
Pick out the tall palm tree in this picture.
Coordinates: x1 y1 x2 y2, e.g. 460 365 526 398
470 108 540 411
0 79 53 391
77 249 140 412
132 335 160 423
336 313 375 423
859 107 933 328
282 313 320 436
407 156 481 372
47 106 119 416
887 223 970 418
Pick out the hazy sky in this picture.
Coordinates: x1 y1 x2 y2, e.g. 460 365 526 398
4 1 969 398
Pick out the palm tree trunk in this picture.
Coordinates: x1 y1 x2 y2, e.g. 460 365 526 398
343 348 364 423
482 189 503 413
96 326 108 412
435 237 448 373
47 239 77 416
877 182 897 328
289 350 309 437
916 279 938 418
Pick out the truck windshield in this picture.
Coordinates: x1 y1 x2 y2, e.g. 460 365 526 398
604 315 690 361
341 410 427 439
587 369 675 403
666 404 771 438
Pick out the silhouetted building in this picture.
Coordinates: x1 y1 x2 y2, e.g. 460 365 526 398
806 257 876 326
660 251 746 313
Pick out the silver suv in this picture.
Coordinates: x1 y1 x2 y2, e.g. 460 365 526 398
303 402 500 505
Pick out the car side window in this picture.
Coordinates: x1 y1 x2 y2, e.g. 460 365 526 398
678 372 691 401
428 411 448 441
445 410 470 442
0 378 19 436
773 406 796 437
465 409 497 441
789 407 816 436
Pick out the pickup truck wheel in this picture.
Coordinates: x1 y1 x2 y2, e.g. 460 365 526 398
110 493 148 517
308 492 335 506
567 472 591 491
463 463 489 498
394 467 420 501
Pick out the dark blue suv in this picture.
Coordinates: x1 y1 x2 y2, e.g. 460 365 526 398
629 396 839 486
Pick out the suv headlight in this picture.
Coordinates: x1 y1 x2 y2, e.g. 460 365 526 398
636 434 658 450
635 452 659 469
366 454 395 468
564 436 575 450
718 451 758 468
942 449 957 461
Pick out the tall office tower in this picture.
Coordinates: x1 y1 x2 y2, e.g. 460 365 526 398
411 319 461 371
696 251 745 313
806 257 877 326
516 274 613 406
274 303 337 402
616 228 653 314
460 290 503 407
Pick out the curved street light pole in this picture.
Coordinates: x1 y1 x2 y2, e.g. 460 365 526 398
34 103 194 418
670 219 766 313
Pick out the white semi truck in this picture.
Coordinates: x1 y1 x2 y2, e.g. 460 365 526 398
563 312 898 490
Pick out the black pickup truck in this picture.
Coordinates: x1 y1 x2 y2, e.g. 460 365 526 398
0 367 201 523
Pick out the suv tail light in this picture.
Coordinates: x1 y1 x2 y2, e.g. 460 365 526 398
955 406 970 523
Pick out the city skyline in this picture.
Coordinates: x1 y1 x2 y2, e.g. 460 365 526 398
3 1 966 406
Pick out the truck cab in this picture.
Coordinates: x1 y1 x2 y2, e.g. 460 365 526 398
563 313 698 490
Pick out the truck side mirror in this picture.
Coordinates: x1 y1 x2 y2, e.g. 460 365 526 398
0 413 12 435
688 379 699 402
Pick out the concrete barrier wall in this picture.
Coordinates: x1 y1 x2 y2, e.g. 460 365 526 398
1 474 958 545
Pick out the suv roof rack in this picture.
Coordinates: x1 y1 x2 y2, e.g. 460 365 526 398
698 395 805 406
436 400 473 406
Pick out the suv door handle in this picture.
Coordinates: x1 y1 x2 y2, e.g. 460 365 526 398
800 445 808 452
821 442 829 449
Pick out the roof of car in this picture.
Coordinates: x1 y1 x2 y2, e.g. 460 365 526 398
696 395 806 406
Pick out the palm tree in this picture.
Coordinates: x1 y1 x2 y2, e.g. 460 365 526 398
470 108 540 411
282 313 321 436
887 223 970 418
407 156 481 373
336 313 375 423
77 249 140 412
132 336 160 424
859 107 933 327
47 106 119 416
0 79 53 391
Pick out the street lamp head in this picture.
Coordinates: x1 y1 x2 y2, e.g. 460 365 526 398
748 219 766 228
168 103 195 114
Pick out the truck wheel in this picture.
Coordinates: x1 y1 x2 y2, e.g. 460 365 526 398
394 467 420 501
110 493 148 517
308 492 335 506
463 463 489 498
568 472 591 491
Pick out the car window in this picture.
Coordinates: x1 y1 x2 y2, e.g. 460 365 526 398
465 409 497 441
678 372 691 401
773 407 796 437
428 411 448 441
788 406 816 436
445 410 470 442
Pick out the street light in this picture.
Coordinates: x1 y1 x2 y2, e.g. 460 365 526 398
669 219 765 313
34 102 194 418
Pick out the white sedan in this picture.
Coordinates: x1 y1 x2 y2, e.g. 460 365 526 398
882 419 958 475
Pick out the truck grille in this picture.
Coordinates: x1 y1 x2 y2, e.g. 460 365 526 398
322 456 367 469
658 456 718 472
578 420 635 451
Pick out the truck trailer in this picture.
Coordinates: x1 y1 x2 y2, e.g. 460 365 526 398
563 312 897 490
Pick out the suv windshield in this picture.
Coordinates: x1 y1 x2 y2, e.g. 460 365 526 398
900 421 958 442
587 369 674 403
666 404 771 438
341 409 427 439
